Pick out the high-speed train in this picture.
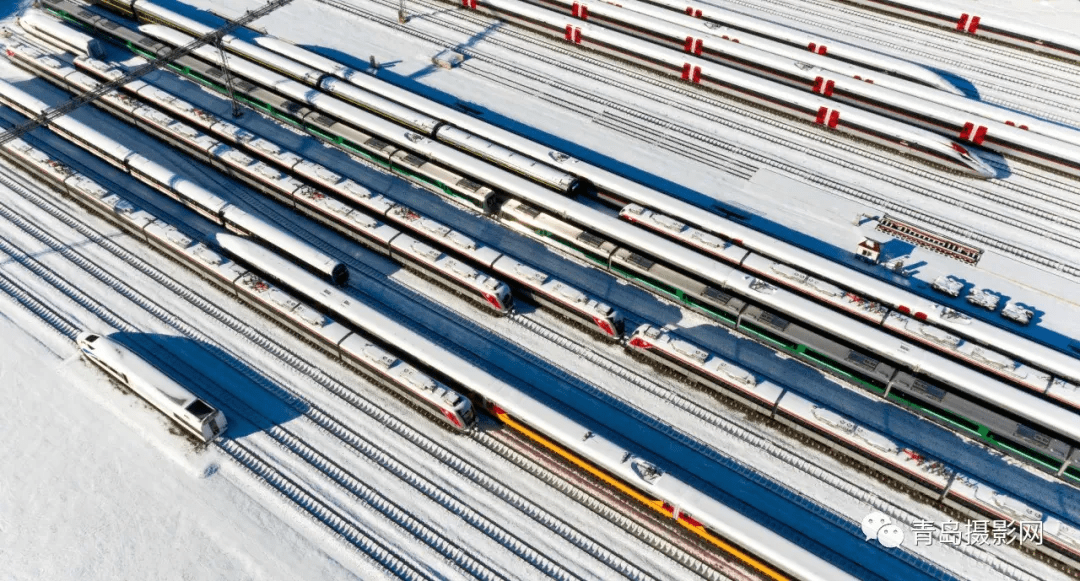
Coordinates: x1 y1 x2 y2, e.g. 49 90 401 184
498 198 1080 483
57 7 1080 455
77 331 228 441
465 0 1079 177
125 0 593 197
600 0 960 91
111 0 992 178
822 0 1080 62
0 132 478 431
216 231 861 581
34 3 1080 473
19 8 104 58
8 114 1070 575
40 2 503 212
3 37 622 336
0 67 348 285
624 323 1080 569
43 0 1077 383
234 32 1080 395
533 0 1080 153
620 204 1080 408
0 100 849 580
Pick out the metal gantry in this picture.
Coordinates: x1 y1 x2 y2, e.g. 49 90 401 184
0 0 294 145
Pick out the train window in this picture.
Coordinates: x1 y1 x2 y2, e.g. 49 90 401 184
185 400 215 420
456 177 483 193
203 67 223 79
702 286 732 304
84 335 99 344
626 253 655 269
400 154 425 167
137 37 158 47
100 20 119 30
517 203 542 218
364 137 391 150
907 378 947 402
577 232 607 249
845 351 881 371
1014 424 1052 449
756 311 790 331
312 114 337 126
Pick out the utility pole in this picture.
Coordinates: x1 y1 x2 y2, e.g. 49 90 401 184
215 39 243 118
0 0 293 146
398 0 408 23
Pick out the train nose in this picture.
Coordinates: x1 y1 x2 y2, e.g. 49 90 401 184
75 331 99 348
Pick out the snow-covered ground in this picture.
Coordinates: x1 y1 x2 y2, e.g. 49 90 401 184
2 0 1079 579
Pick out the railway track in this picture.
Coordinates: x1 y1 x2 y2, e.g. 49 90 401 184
0 177 451 580
6 21 1071 574
321 0 1080 279
38 21 1080 570
0 133 719 580
411 0 1080 231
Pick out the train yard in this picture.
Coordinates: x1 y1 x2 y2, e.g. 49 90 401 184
1 0 1079 579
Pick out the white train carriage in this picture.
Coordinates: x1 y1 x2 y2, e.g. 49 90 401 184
601 0 959 92
740 252 891 323
491 256 623 338
499 198 619 266
19 9 104 58
387 205 503 266
289 161 403 221
317 77 444 134
775 391 957 497
291 187 401 254
830 0 1080 61
214 231 855 581
388 234 513 314
338 335 476 429
619 203 750 265
1044 517 1080 570
132 105 219 158
76 332 227 442
432 123 589 196
627 324 782 410
882 312 1061 394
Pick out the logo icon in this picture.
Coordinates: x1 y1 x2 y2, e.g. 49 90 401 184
861 511 905 547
